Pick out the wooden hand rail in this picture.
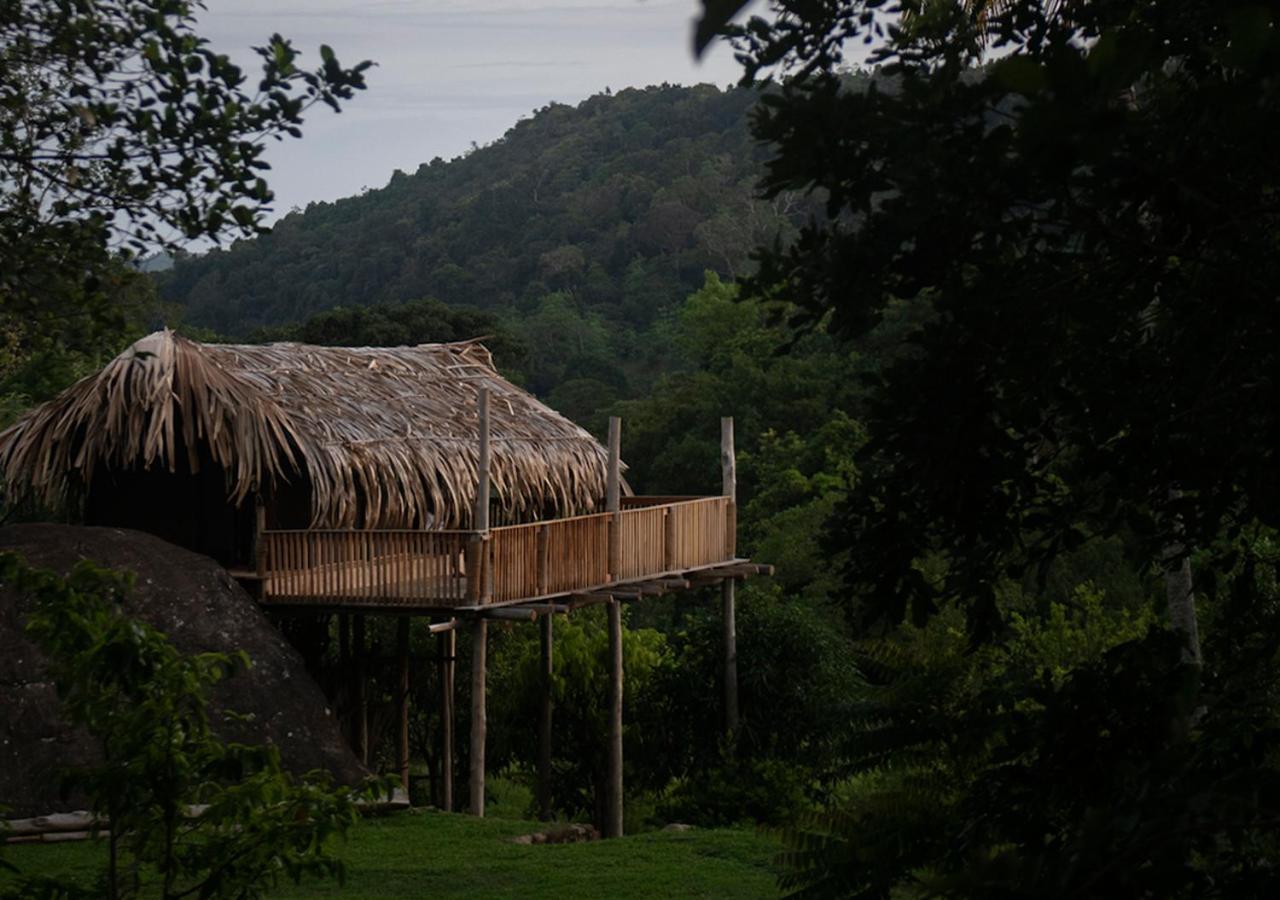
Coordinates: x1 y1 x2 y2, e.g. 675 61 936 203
259 496 736 608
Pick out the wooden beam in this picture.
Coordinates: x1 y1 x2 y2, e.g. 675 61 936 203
469 618 487 816
484 607 539 622
427 618 459 634
566 592 612 610
721 416 740 740
605 598 624 838
599 587 645 600
439 624 455 812
525 603 571 615
354 614 368 766
537 610 554 821
397 617 411 795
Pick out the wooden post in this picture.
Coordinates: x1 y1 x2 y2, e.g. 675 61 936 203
606 416 621 581
605 598 624 838
253 495 267 578
469 618 487 816
721 416 740 738
537 611 554 821
397 618 411 795
354 614 368 766
439 625 455 812
475 388 491 532
606 416 621 511
722 416 737 504
468 387 492 605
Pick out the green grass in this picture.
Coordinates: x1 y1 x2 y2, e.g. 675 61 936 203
2 810 781 898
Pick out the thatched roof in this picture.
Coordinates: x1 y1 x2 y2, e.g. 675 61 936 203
0 330 612 528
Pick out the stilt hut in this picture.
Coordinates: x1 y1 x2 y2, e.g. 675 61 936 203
0 329 769 833
0 330 611 569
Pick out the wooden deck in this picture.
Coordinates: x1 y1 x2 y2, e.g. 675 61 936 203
255 496 742 611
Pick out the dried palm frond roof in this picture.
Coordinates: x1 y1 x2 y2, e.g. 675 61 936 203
0 330 613 528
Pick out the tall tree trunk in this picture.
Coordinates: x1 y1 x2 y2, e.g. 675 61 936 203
1164 488 1202 666
1165 550 1201 666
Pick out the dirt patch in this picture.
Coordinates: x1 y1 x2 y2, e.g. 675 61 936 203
0 524 367 818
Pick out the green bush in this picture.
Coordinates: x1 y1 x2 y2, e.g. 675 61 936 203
0 553 387 900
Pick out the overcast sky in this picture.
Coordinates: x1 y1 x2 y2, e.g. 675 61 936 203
196 1 748 220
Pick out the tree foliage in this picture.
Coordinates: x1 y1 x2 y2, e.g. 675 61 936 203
0 553 381 900
713 0 1280 633
156 85 800 334
695 0 1280 893
0 0 369 322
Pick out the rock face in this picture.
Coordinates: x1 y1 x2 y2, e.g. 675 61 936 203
0 524 367 818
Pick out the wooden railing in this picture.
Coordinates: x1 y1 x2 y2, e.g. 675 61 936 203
261 530 471 605
259 496 736 608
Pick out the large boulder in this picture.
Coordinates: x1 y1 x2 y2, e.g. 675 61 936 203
0 524 366 818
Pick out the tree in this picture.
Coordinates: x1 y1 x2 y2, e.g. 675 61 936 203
697 0 1280 893
701 0 1280 637
1 0 370 324
0 553 382 899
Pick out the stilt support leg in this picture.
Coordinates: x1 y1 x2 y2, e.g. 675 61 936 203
605 598 624 838
439 625 455 812
538 611 554 820
397 618 411 795
723 579 739 737
469 618 488 816
354 614 368 766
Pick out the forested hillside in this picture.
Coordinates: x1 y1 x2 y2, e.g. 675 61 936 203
161 84 795 334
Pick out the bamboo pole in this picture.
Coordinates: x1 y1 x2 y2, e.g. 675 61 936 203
475 388 491 532
354 614 368 766
537 610 554 821
605 597 624 838
607 416 621 511
439 625 455 812
469 618 487 816
468 388 492 605
721 416 740 738
607 416 621 581
397 617 411 795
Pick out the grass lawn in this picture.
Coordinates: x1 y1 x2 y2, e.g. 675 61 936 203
2 810 781 898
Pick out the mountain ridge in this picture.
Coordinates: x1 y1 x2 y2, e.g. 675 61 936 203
160 83 793 335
